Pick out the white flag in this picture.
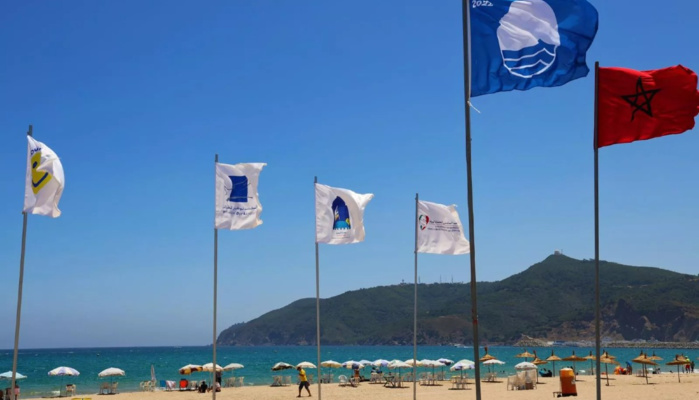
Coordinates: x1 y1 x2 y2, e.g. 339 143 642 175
24 136 65 218
315 183 373 244
417 200 470 255
215 162 266 230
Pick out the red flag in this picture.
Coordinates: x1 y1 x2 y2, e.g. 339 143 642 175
596 65 699 148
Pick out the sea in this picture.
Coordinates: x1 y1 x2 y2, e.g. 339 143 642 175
1 345 696 398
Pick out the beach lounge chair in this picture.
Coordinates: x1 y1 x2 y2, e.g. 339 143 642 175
338 375 349 387
283 376 291 386
236 377 244 387
99 382 110 394
65 384 76 397
110 382 118 394
271 376 282 387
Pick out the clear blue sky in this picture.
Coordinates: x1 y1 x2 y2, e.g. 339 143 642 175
1 1 697 349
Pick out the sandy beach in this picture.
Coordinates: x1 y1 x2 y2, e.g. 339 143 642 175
22 373 699 400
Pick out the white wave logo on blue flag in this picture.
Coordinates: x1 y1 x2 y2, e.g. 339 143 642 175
470 0 598 96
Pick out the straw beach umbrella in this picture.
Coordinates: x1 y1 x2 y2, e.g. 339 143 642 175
599 351 618 386
632 352 658 384
532 357 547 383
562 351 586 375
546 350 563 377
666 355 690 382
480 346 496 362
515 350 535 361
583 351 596 375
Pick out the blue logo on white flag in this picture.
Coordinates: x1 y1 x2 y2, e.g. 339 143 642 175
332 197 351 230
228 175 249 202
470 0 598 97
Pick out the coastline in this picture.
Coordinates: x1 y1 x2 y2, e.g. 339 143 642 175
19 373 699 400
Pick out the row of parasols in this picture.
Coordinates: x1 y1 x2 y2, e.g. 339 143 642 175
0 366 126 381
511 349 695 385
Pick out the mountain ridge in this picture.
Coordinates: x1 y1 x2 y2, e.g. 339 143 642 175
217 254 699 346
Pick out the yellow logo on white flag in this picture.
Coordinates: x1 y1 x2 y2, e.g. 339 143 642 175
24 136 65 217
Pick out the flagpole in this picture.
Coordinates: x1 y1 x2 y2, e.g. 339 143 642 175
314 176 322 400
593 61 601 400
213 153 218 400
412 193 418 400
461 1 482 398
11 125 32 400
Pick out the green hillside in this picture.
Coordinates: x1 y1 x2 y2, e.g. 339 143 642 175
217 254 699 345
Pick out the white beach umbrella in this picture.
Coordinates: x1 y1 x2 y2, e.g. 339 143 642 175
450 360 475 379
271 362 294 371
404 359 424 367
98 367 125 378
514 362 537 370
320 360 342 368
359 360 373 366
0 371 26 380
48 367 79 376
388 361 411 369
223 363 244 371
98 367 125 386
202 363 223 372
297 362 317 369
49 366 79 391
437 358 454 366
341 361 365 369
372 359 389 367
388 361 411 379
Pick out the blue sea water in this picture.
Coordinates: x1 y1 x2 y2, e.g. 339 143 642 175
1 346 696 398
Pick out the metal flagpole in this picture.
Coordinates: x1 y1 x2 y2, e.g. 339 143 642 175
11 125 32 400
213 154 219 400
413 193 419 400
593 61 601 400
314 176 322 400
461 2 482 398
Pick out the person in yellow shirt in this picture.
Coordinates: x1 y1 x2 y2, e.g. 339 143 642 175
297 366 311 397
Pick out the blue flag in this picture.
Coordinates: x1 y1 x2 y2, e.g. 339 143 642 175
470 0 598 97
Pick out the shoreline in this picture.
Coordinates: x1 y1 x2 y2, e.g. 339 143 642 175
19 373 699 400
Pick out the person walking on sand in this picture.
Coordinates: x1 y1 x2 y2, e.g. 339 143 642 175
297 366 311 397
